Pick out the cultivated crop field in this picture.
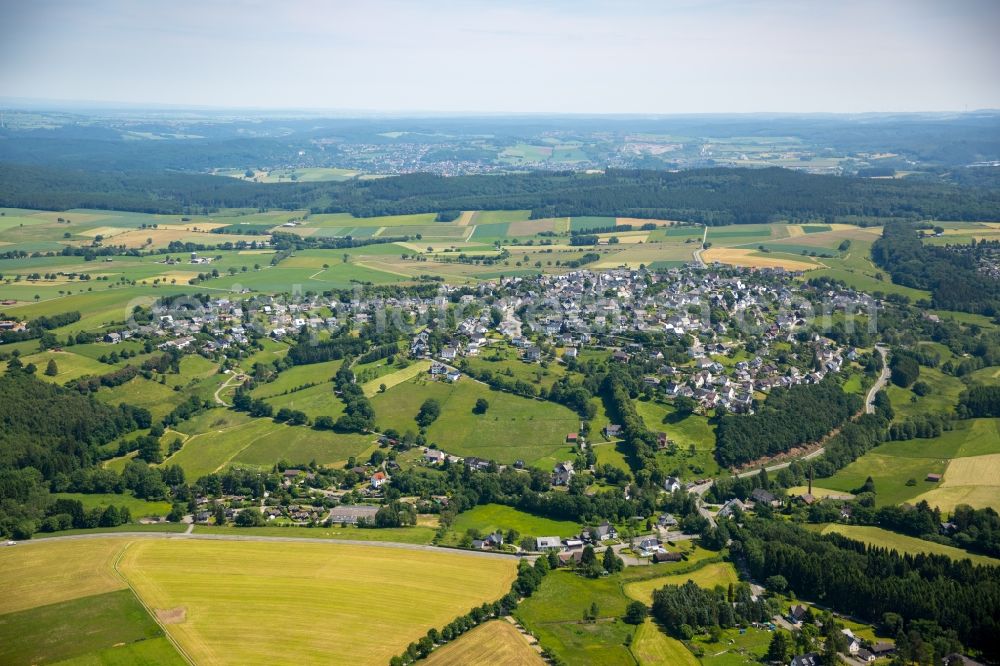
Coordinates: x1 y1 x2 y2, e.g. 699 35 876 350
423 620 544 666
824 418 1000 509
446 504 580 541
633 619 699 666
623 561 739 605
0 538 183 664
165 412 375 477
821 525 1000 566
117 539 517 665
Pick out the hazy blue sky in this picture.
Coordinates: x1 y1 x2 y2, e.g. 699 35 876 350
2 0 997 113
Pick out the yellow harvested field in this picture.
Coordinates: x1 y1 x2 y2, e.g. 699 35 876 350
786 486 856 499
77 226 129 238
118 539 517 666
156 271 200 283
362 360 432 397
702 248 820 271
598 232 649 244
911 453 1000 511
508 218 558 236
624 562 739 605
940 453 1000 487
912 485 1000 514
156 222 228 231
616 217 679 227
786 225 804 237
0 538 127 614
455 211 476 226
424 620 543 666
237 249 276 255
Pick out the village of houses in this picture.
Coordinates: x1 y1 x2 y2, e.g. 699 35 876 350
110 263 878 543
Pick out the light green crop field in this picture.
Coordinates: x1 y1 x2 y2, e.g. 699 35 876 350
448 504 580 540
0 589 176 666
361 359 431 397
96 376 188 421
633 619 699 666
515 570 636 666
821 525 999 566
117 539 517 665
166 414 374 477
52 635 185 666
52 492 172 518
471 210 533 225
370 376 578 467
885 366 965 420
463 347 566 390
823 418 1000 509
823 451 947 507
21 349 110 383
623 561 739 605
260 381 346 420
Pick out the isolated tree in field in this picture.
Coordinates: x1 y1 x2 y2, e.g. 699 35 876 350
416 398 441 427
44 359 58 376
473 398 489 414
624 600 647 624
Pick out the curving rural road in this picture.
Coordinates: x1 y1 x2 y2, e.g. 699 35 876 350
865 345 890 414
13 530 524 560
731 345 889 479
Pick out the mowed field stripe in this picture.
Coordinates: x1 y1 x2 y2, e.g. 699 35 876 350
117 539 518 665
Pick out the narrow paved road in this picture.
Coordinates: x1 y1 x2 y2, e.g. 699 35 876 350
213 372 245 407
16 531 523 561
866 345 890 414
692 225 708 267
733 344 890 478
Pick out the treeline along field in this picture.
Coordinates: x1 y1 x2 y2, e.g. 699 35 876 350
2 164 1000 223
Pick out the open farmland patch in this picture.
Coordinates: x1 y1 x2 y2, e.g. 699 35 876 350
471 210 532 225
118 539 517 666
447 504 579 541
362 359 431 396
623 562 738 605
231 426 374 468
633 619 699 666
0 589 173 666
821 525 999 565
0 538 127 614
370 377 578 467
702 247 820 271
424 620 543 666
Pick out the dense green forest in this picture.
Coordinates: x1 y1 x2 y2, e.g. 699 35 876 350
2 163 1000 223
735 519 1000 661
0 367 154 537
872 221 1000 314
714 379 862 467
